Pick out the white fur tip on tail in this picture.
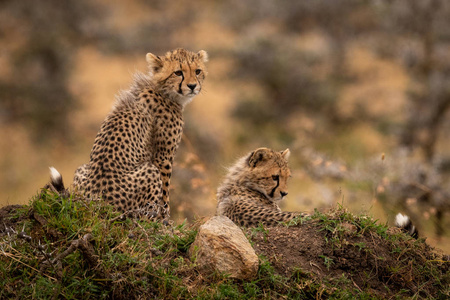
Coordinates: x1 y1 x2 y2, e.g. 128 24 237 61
395 213 409 228
49 167 61 182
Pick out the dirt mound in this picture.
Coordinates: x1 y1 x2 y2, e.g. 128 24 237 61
1 199 449 299
249 214 449 299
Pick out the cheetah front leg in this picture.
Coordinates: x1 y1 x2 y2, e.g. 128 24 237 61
219 198 306 227
151 158 173 222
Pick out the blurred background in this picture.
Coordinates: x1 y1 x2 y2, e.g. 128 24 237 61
1 0 449 251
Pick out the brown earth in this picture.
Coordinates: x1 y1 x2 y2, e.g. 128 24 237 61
249 221 449 299
0 204 26 229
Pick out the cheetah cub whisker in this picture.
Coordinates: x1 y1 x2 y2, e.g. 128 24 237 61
49 48 208 223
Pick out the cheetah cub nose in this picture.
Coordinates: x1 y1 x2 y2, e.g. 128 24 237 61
187 83 197 91
280 191 288 198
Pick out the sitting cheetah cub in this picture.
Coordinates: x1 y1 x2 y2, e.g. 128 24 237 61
50 48 208 222
216 147 307 226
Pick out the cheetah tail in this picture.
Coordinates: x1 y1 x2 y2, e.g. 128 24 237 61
49 167 66 193
395 213 419 238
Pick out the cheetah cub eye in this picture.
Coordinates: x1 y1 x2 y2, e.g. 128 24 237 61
272 175 279 180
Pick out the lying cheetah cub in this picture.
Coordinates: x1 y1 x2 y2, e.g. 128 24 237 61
50 48 208 222
216 147 307 226
217 147 421 239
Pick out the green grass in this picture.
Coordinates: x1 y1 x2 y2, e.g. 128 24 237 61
1 190 448 299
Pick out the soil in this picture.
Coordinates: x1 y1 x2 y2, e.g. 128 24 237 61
249 221 449 298
0 204 26 230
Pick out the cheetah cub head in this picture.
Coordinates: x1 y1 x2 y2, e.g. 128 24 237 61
241 148 291 202
146 48 208 107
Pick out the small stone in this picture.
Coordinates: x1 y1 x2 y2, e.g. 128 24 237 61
189 216 259 280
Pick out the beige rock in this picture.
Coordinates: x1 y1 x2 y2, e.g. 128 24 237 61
189 216 259 280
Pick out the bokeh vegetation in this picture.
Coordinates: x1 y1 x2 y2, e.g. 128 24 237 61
0 0 449 251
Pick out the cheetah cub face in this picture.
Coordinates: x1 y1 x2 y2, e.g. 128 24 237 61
146 48 208 107
242 148 291 202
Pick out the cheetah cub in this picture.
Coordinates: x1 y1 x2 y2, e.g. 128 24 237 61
217 148 421 238
217 147 307 227
51 48 208 222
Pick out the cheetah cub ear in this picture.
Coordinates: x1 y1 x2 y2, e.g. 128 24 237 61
146 53 164 73
247 148 272 168
197 50 208 63
281 149 290 161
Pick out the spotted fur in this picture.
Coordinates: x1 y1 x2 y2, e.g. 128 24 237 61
53 48 207 222
216 148 307 227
